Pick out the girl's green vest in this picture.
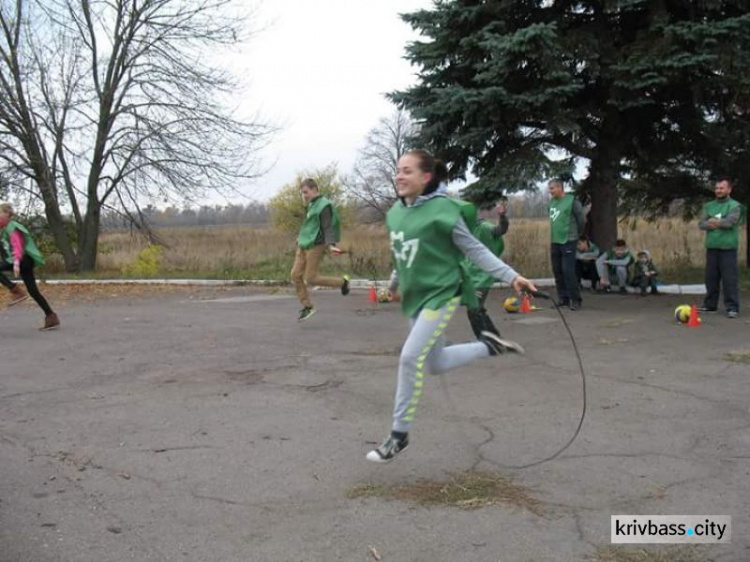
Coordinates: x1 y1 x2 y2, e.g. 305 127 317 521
703 198 741 250
297 196 340 250
549 194 574 244
465 221 505 290
2 220 45 266
387 197 470 317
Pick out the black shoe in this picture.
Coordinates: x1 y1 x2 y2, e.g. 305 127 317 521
618 287 628 295
341 275 350 296
651 289 660 295
569 300 581 311
480 331 525 356
697 306 717 313
640 288 647 297
727 310 739 319
366 434 409 463
298 307 316 321
560 298 570 307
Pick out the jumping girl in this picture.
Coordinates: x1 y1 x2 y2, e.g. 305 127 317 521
366 150 536 463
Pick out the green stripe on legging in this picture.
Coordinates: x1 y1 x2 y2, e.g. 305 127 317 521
403 297 460 423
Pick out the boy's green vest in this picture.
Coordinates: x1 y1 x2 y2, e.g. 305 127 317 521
2 220 45 266
549 194 574 244
703 198 741 250
605 249 634 267
387 197 471 317
297 196 340 250
465 221 505 290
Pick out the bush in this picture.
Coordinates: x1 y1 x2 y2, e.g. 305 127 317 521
121 244 164 277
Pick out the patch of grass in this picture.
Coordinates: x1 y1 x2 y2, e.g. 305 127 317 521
347 470 542 514
590 546 708 562
725 350 750 364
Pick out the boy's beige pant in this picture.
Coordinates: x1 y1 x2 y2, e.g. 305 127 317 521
290 245 342 308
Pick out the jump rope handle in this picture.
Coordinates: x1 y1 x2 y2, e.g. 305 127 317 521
525 289 552 300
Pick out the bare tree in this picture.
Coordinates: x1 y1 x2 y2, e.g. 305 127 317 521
0 0 271 271
345 109 415 222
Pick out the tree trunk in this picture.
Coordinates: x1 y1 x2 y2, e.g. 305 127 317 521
588 179 619 250
746 196 749 268
35 171 79 272
78 203 101 272
584 116 622 251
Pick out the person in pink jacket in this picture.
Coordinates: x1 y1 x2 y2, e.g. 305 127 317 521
0 204 59 330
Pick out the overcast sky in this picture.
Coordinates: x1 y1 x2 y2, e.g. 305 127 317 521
225 0 434 202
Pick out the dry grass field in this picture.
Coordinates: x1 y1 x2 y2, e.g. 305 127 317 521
69 217 747 284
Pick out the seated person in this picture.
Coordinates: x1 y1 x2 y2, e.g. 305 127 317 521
631 250 660 296
575 235 601 291
596 239 634 294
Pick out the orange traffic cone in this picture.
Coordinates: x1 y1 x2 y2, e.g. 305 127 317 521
687 304 701 327
520 293 532 314
369 285 378 303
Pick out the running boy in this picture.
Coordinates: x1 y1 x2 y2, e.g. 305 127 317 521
290 178 350 321
366 150 537 463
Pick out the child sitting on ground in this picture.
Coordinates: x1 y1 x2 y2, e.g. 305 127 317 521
596 239 635 294
631 250 660 296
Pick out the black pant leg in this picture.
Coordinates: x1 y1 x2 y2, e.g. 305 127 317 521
0 261 15 289
550 244 568 302
719 249 740 312
561 241 581 302
704 249 720 309
467 288 499 338
19 256 52 315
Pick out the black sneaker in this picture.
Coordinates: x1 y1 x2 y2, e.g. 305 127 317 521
727 310 739 319
298 307 316 321
569 300 582 311
366 434 409 463
341 275 350 296
480 331 525 356
618 287 628 295
697 306 717 313
560 298 570 308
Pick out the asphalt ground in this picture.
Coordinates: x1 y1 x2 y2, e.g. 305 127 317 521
1 285 748 562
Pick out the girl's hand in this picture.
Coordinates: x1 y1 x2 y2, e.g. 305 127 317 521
511 275 537 294
329 245 344 256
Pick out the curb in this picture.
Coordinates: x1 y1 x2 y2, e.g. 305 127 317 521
42 277 708 295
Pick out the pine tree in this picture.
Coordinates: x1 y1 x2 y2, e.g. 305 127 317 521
391 0 750 249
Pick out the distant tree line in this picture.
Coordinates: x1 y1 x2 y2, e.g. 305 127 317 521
100 203 271 230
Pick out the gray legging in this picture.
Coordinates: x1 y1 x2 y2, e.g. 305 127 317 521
392 297 490 433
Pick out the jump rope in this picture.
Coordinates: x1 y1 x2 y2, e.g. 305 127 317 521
438 288 587 470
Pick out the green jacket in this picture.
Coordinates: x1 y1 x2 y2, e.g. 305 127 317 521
699 198 742 250
387 196 468 317
463 220 505 290
297 196 340 250
2 220 45 266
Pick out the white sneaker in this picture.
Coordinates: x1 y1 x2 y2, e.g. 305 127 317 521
366 435 409 463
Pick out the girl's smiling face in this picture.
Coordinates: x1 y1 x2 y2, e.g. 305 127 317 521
395 154 432 204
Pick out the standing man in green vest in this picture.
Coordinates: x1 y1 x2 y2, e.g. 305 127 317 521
698 177 742 319
291 178 350 322
548 179 585 310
